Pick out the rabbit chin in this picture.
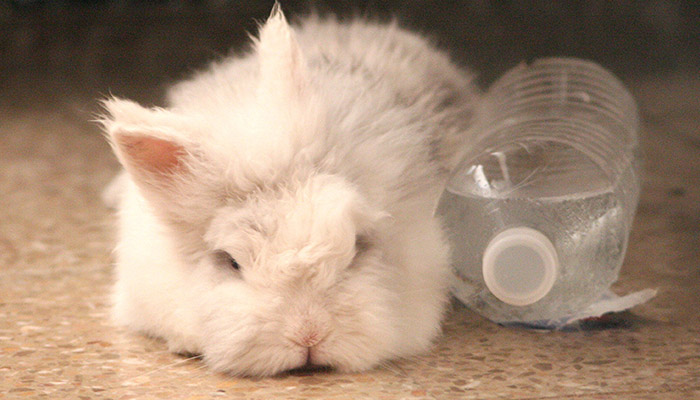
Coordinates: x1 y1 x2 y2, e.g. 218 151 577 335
200 333 393 377
196 309 396 376
199 314 428 377
193 291 395 376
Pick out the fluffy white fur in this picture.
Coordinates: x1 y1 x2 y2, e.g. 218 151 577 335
102 5 479 376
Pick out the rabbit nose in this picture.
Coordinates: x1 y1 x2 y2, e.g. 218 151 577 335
287 324 329 348
284 302 332 347
297 331 323 348
285 316 330 348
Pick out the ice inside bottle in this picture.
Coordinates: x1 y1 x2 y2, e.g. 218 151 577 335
436 58 641 324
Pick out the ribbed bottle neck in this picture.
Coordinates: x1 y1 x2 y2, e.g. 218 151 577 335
470 58 639 179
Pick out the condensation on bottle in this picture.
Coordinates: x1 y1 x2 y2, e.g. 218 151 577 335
436 58 641 324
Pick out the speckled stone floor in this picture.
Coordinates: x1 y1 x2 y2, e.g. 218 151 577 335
2 5 700 400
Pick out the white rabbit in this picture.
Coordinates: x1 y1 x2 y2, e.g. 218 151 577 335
101 4 478 376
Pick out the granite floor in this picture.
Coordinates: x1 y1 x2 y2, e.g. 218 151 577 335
2 5 700 400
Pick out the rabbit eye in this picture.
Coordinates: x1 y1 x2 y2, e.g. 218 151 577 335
215 250 240 271
355 234 371 254
227 255 240 271
348 234 372 269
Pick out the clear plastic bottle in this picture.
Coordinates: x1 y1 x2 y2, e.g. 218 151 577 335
436 58 641 324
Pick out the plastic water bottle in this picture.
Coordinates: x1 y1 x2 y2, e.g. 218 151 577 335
436 58 641 324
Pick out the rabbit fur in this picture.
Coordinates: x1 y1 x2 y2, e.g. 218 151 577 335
100 5 478 376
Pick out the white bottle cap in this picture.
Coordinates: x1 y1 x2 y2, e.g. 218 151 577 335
482 227 558 306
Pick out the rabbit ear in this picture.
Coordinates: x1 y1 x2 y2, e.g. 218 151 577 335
255 3 307 103
100 98 193 187
99 97 220 226
113 134 185 177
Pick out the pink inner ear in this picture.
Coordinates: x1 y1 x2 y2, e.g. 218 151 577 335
117 134 185 175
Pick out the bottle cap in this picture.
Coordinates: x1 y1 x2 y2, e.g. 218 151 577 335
482 227 558 306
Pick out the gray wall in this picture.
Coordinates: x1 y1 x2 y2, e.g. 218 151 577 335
1 0 697 106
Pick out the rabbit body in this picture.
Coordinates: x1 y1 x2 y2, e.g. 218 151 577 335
103 8 478 376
